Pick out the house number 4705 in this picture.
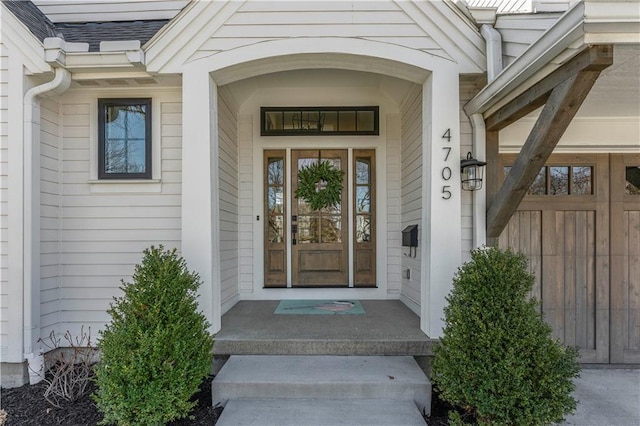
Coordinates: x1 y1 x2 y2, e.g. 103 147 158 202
441 129 452 200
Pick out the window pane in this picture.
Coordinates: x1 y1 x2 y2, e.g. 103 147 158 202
357 110 375 132
265 111 282 131
268 187 284 214
321 111 338 132
356 186 371 213
338 111 356 131
572 166 592 195
549 166 569 195
627 166 640 195
320 216 341 243
356 215 371 243
268 158 284 185
284 111 301 130
268 215 284 243
528 167 546 195
356 159 370 184
104 138 146 174
298 215 319 244
300 111 321 131
106 105 146 140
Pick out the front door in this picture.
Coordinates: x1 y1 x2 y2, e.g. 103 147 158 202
291 149 348 286
263 149 376 288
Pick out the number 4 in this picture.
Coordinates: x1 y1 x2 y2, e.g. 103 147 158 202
442 129 451 142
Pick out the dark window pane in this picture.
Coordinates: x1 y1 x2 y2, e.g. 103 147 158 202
572 166 592 195
357 110 375 132
267 158 284 185
528 167 547 195
338 111 356 131
284 111 301 130
300 111 322 131
356 159 370 184
627 166 640 195
549 166 569 195
104 138 146 174
356 186 371 213
265 111 282 131
321 111 338 132
356 215 371 243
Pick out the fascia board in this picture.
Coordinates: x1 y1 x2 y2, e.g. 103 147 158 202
583 1 640 43
464 1 586 116
145 0 244 73
60 51 146 72
396 0 486 73
0 4 50 74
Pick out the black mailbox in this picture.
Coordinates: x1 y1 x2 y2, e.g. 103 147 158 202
402 225 418 248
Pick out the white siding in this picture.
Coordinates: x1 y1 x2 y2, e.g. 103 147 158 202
59 91 182 337
495 13 561 68
217 88 239 308
0 42 9 358
32 0 188 23
400 85 423 307
237 114 253 295
40 97 62 339
193 1 446 62
386 114 402 295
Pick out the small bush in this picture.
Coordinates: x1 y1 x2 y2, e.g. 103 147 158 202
39 327 97 408
93 246 213 426
431 247 580 425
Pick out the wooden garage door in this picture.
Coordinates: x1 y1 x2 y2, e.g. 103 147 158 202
610 154 640 363
499 154 610 363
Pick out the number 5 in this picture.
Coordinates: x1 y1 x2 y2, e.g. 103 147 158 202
441 186 452 200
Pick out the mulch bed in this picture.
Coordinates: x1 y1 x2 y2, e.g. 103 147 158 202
1 378 453 425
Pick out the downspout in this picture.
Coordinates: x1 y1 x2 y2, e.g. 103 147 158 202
469 21 502 248
23 67 71 384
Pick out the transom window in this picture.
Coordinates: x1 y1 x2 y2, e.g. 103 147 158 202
98 98 152 179
261 106 379 136
504 165 593 195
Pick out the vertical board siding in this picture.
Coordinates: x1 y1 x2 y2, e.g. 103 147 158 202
40 97 62 338
400 86 422 307
194 1 445 61
59 94 182 337
0 42 9 356
217 90 239 308
624 211 640 352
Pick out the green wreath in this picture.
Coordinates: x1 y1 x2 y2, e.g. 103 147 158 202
295 161 344 211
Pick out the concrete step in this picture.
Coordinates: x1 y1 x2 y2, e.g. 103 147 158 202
212 355 431 413
215 398 427 426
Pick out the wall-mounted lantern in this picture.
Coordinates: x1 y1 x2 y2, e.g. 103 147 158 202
460 152 487 191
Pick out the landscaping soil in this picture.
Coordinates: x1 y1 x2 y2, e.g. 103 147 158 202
1 379 452 425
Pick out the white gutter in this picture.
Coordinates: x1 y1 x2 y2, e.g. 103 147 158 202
23 67 71 385
467 11 500 248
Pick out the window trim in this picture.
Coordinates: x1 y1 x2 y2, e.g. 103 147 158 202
261 106 379 136
98 98 152 180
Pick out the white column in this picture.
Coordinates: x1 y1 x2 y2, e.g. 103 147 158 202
181 64 221 333
420 64 462 337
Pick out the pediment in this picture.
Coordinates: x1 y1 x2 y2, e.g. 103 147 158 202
145 0 485 76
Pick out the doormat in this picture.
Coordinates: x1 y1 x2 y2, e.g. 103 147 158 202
275 300 365 315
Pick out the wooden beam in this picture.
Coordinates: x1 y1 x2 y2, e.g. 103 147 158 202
487 69 605 238
486 45 613 131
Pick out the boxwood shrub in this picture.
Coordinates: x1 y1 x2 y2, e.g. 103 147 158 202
93 246 213 425
432 247 580 425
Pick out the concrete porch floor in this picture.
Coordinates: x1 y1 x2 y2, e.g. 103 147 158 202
214 300 436 357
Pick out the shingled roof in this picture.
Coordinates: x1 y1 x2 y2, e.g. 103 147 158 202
2 0 169 52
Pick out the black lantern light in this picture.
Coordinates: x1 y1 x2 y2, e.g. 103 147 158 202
460 152 487 191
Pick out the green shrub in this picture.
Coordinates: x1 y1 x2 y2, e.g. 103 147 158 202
431 247 580 425
93 246 213 425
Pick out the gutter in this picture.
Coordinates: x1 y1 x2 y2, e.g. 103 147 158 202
464 1 585 117
23 66 71 385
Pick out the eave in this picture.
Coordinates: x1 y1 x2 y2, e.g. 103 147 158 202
464 0 640 118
